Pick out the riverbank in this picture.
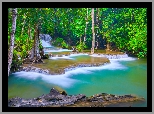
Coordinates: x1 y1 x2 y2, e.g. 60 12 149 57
8 88 145 107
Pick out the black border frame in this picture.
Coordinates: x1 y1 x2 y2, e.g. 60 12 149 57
3 2 152 112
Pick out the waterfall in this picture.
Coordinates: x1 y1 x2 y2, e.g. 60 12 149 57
39 34 52 42
39 34 73 53
39 34 53 48
41 40 53 48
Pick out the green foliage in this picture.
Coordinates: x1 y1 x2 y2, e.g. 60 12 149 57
76 41 87 52
10 52 23 72
52 37 68 48
99 8 147 58
8 8 147 61
39 39 43 50
61 41 68 49
14 35 32 59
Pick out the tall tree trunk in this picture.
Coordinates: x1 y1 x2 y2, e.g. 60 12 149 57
37 26 40 54
95 8 99 51
8 8 17 76
84 8 88 42
27 25 31 51
33 23 38 58
33 8 41 59
91 8 95 54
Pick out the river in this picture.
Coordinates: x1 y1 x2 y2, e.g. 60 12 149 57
8 55 147 107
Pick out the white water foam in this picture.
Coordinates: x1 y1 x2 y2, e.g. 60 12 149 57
69 53 89 57
49 56 74 60
48 53 88 60
44 49 73 53
89 54 105 57
13 71 79 88
64 60 127 73
13 55 137 88
41 40 53 48
109 57 137 61
90 54 137 61
13 61 126 88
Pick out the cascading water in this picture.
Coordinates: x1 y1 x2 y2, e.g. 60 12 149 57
39 34 52 42
39 34 54 48
89 53 129 59
41 40 53 48
39 34 72 53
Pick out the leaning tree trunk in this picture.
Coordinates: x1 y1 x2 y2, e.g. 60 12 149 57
8 8 17 76
91 8 95 54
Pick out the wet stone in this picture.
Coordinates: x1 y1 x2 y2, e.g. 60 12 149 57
8 88 140 107
49 88 61 96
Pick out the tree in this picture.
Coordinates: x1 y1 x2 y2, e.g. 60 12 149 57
8 8 17 76
109 8 147 57
91 8 95 54
84 8 89 42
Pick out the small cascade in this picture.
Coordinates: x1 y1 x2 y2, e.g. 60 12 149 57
39 34 72 53
90 53 128 59
39 34 58 50
39 34 52 48
21 66 50 75
41 40 53 48
39 34 52 44
104 53 128 59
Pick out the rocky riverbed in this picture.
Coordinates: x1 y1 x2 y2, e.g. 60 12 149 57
18 52 130 75
20 53 110 75
18 52 129 75
8 88 145 107
19 61 110 75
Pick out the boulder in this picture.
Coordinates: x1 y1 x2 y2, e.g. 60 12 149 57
49 88 61 96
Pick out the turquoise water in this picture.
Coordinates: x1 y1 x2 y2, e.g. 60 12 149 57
8 56 147 107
